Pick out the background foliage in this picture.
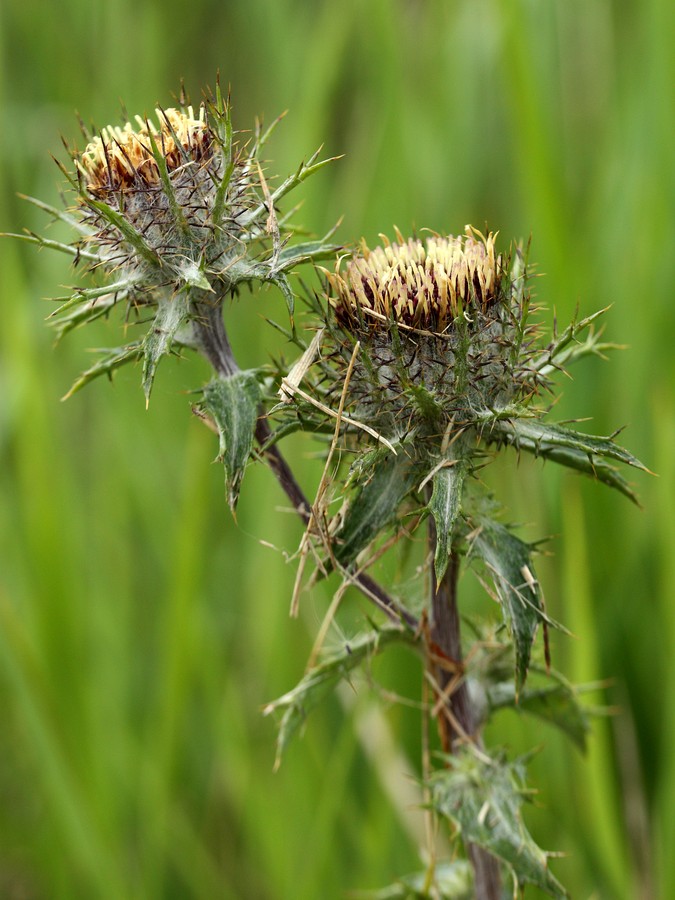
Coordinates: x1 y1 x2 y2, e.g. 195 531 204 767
0 0 673 897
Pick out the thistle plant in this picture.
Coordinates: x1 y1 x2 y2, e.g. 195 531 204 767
267 228 648 897
9 83 648 899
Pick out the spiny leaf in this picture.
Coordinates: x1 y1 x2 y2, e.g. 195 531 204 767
333 451 420 567
177 261 213 292
263 626 416 768
142 292 191 402
251 109 288 158
209 89 236 227
490 418 647 504
428 462 467 581
238 147 340 229
429 750 568 898
274 238 343 270
62 342 143 399
270 272 295 323
469 519 546 692
532 307 610 374
48 278 140 319
404 383 445 425
486 672 592 752
52 295 120 341
17 193 91 236
508 244 528 308
504 419 646 469
202 370 262 512
533 445 639 502
2 231 101 262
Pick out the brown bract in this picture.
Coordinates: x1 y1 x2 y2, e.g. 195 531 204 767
328 227 502 333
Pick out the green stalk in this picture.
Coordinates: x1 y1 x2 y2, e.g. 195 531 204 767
427 519 502 899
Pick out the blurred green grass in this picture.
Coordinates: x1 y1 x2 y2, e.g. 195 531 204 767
0 0 673 897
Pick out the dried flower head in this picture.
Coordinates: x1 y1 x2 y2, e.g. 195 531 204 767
317 226 534 448
329 227 502 332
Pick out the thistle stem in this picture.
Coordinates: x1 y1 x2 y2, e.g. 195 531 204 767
193 301 417 628
427 518 502 899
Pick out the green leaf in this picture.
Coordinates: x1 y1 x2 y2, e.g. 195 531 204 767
263 626 415 768
508 243 528 308
532 307 610 374
62 342 144 399
239 146 340 229
52 294 120 341
2 231 101 263
202 370 262 512
469 519 545 692
352 861 473 899
490 418 647 504
50 281 135 340
49 278 139 319
428 462 467 581
17 193 91 236
404 383 444 425
274 238 342 270
504 419 645 469
177 261 213 292
429 751 568 898
486 672 591 752
142 292 191 402
334 451 420 567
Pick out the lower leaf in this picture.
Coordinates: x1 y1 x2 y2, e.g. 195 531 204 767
333 451 420 567
62 342 143 399
202 370 262 512
469 518 546 692
263 626 417 768
429 750 568 899
428 461 467 581
142 292 190 402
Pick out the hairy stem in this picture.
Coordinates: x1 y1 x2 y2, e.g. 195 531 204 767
428 517 502 899
193 301 416 628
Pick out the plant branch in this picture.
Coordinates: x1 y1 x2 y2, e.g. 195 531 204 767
193 300 417 628
428 517 502 900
